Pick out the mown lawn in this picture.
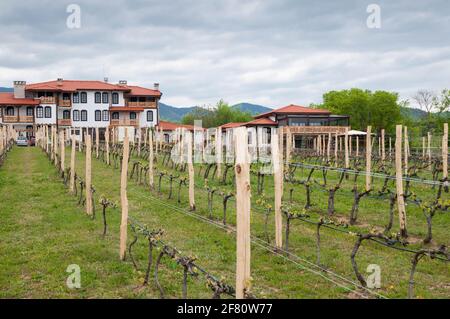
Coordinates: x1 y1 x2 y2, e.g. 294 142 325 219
0 145 448 299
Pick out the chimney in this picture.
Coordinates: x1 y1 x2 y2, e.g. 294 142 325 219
57 78 63 86
104 77 109 83
13 81 26 99
118 80 127 86
154 83 160 91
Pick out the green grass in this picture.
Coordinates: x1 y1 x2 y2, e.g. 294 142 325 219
0 146 448 299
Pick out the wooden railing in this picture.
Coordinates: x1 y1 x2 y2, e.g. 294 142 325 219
59 100 72 107
126 101 157 108
3 115 34 123
39 96 56 104
110 119 139 127
58 119 72 126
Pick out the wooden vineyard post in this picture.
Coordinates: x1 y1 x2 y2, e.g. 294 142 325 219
85 133 93 216
137 129 141 157
148 129 154 189
286 129 292 163
95 127 99 159
381 129 385 162
349 136 352 156
334 133 338 167
344 128 349 168
389 137 392 157
79 128 82 152
272 129 283 249
404 126 409 175
443 123 448 184
54 128 59 166
422 136 426 159
395 125 407 238
187 131 195 210
70 135 76 193
327 132 331 162
234 127 251 299
428 132 432 169
356 136 359 157
216 127 222 179
105 127 110 165
366 126 372 191
60 133 65 173
119 129 130 261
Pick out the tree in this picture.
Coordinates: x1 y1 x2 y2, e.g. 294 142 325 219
412 90 435 119
321 88 401 133
181 100 253 128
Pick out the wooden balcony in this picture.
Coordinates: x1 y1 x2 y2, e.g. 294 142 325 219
3 115 34 123
59 100 72 107
110 119 139 127
39 97 56 104
126 101 157 108
58 119 72 126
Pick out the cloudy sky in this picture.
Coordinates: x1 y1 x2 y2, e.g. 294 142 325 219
0 0 449 108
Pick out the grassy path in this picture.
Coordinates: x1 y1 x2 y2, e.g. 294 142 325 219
0 147 148 298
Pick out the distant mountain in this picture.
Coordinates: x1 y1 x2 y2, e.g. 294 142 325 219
159 103 198 122
401 106 427 121
159 102 273 122
231 102 273 115
0 87 13 92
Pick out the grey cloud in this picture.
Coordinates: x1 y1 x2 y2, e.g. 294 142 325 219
0 0 449 107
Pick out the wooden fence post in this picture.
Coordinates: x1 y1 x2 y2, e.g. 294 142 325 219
148 128 154 189
60 133 65 173
187 131 196 210
54 128 59 166
119 129 130 261
356 136 359 157
443 123 448 183
234 127 251 299
395 125 407 238
381 129 385 161
428 132 432 169
70 135 76 193
327 132 331 162
366 126 372 191
334 133 338 166
216 127 222 179
105 127 110 165
273 129 283 249
286 129 292 163
85 133 93 216
404 126 409 175
344 128 349 168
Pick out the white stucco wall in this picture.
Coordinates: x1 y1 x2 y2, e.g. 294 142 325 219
139 109 158 128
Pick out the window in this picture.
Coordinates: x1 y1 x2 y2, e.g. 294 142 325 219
95 92 101 103
130 97 138 102
62 93 70 100
73 92 80 103
146 110 153 122
139 97 146 102
73 110 80 121
44 106 51 118
112 93 119 104
63 110 71 119
6 106 14 116
102 92 109 104
130 112 137 120
95 110 101 121
81 110 88 121
102 110 109 121
36 106 43 118
112 112 119 120
80 92 87 103
26 107 34 116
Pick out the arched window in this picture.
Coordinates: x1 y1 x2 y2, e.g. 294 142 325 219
81 110 88 121
95 110 101 121
6 106 14 116
80 92 87 103
73 92 80 103
36 106 43 118
146 110 153 122
112 112 119 120
26 107 34 116
44 106 51 118
73 110 80 121
130 112 137 120
102 110 109 121
112 93 119 104
95 92 101 103
63 110 71 119
102 92 108 104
